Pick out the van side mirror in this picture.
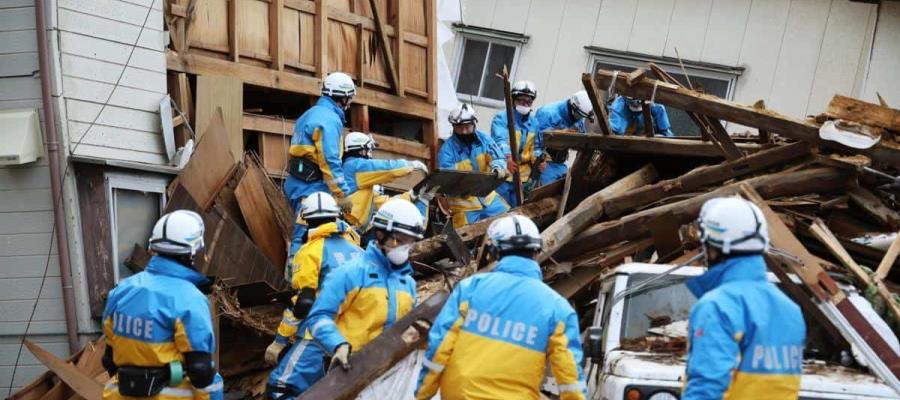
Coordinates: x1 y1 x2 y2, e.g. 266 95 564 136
587 326 604 363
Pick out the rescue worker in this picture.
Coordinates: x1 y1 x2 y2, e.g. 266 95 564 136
491 80 544 206
608 95 674 136
284 72 355 260
341 131 430 234
683 197 805 399
266 198 425 398
265 192 364 367
101 210 223 400
534 90 594 186
440 103 510 228
416 214 586 400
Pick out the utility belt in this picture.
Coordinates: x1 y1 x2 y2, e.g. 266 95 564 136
116 362 183 397
288 157 323 182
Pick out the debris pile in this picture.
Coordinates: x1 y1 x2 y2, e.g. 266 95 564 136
12 67 900 399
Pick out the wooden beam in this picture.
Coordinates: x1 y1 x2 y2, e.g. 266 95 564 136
545 131 763 158
394 0 406 96
753 100 771 143
641 103 654 137
539 165 657 263
876 234 900 282
241 113 431 160
603 142 810 218
425 0 437 104
315 0 327 77
557 167 852 260
648 63 710 141
168 52 436 120
411 197 560 265
551 238 653 299
369 0 400 95
848 186 900 230
228 0 238 62
581 74 611 135
705 118 744 161
24 340 103 400
591 70 900 168
826 94 900 132
269 0 284 70
625 68 645 86
299 292 449 400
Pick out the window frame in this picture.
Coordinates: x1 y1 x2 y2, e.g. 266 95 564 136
104 171 168 282
585 47 743 101
452 24 529 108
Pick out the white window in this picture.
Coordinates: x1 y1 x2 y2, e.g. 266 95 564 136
453 24 528 107
105 172 168 282
587 47 743 136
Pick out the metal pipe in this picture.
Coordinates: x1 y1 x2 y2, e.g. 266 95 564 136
34 0 80 354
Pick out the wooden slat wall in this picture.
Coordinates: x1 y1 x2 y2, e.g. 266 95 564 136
178 0 434 102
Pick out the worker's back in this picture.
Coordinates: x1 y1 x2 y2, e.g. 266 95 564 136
431 256 584 399
683 255 805 399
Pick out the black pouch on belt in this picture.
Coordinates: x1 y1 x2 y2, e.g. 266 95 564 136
288 157 324 182
117 366 170 397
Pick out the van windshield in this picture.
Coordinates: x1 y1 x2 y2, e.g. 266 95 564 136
620 273 695 340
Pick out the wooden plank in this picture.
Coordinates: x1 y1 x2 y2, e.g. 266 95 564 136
394 0 405 96
545 131 763 158
368 0 400 95
705 118 744 161
195 74 243 161
411 197 559 265
242 112 430 160
349 104 370 132
538 165 657 263
168 51 436 120
876 234 900 282
425 0 436 104
74 164 114 318
591 71 900 168
270 0 284 70
625 68 646 86
558 167 852 260
179 109 239 211
581 73 610 135
826 94 900 131
24 341 103 400
556 169 573 220
167 71 193 148
228 0 239 61
234 163 287 268
848 186 900 230
299 291 449 400
551 238 653 299
315 0 326 77
601 143 810 220
260 132 290 174
641 103 654 137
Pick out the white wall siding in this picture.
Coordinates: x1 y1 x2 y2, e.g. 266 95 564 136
453 0 897 133
56 0 168 165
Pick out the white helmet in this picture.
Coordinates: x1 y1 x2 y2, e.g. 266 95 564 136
372 198 425 239
486 214 542 252
698 197 769 255
302 192 340 220
344 131 376 156
569 90 594 120
511 80 537 99
321 72 356 98
448 103 478 125
149 210 205 256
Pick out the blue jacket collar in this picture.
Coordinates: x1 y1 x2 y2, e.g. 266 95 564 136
365 242 412 275
554 100 577 127
145 256 209 286
686 254 767 298
494 255 543 280
316 96 346 123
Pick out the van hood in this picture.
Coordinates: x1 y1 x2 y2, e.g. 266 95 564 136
605 351 898 398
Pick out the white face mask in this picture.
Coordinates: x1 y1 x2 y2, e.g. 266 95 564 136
386 243 412 266
515 105 532 115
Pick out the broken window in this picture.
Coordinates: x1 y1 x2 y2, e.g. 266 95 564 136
453 25 528 106
106 172 168 282
587 48 743 136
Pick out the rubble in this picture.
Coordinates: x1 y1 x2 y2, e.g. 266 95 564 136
13 64 900 399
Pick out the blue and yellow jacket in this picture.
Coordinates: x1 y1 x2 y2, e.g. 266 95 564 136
683 255 805 399
342 156 414 231
491 109 542 182
306 243 417 352
535 99 587 134
416 256 586 400
288 96 351 199
275 221 363 342
438 130 506 212
102 256 221 399
608 96 673 136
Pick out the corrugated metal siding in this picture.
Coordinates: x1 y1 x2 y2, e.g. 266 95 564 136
0 1 67 395
454 0 896 132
